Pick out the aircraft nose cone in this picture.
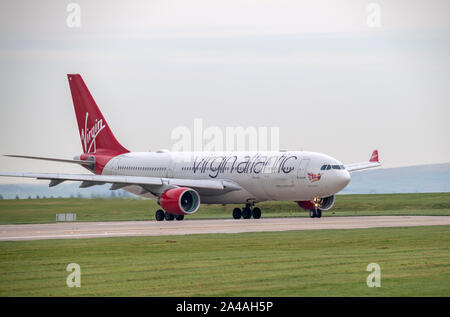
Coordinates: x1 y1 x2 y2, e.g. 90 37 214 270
338 170 351 190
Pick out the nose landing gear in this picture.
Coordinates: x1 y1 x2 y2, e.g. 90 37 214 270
309 208 322 218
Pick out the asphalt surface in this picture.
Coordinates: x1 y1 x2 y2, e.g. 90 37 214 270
0 216 449 241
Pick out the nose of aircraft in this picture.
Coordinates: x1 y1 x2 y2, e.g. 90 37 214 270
337 170 351 190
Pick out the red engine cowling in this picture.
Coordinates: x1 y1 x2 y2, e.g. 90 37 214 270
296 195 335 211
159 187 201 215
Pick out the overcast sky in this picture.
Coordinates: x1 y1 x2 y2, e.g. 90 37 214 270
0 0 449 183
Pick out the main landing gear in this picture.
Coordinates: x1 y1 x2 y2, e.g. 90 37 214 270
309 208 322 218
155 209 184 221
232 203 261 220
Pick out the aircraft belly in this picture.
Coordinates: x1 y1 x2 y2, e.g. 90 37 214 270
200 189 260 204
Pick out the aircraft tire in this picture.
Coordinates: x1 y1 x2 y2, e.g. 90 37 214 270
316 209 322 218
175 215 184 221
252 207 261 219
155 209 165 221
309 209 316 218
233 208 242 219
242 207 252 219
165 211 175 221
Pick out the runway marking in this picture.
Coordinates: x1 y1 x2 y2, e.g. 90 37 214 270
0 216 449 241
3 232 140 240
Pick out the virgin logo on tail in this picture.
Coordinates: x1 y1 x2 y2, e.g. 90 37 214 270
80 113 105 153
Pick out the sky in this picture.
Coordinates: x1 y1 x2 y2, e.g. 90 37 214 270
0 0 449 183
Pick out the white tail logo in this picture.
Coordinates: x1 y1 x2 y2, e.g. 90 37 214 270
80 113 105 153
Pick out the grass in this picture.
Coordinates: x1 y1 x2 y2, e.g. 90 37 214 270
0 226 449 296
0 193 449 224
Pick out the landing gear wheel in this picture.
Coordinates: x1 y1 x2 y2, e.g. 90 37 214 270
175 215 184 221
252 207 261 219
232 208 242 219
164 211 175 221
309 209 316 218
242 207 252 219
316 209 322 218
155 209 165 221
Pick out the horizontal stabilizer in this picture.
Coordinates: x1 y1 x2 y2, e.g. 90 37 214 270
4 155 93 165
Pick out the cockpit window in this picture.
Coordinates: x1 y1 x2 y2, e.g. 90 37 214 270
331 165 347 170
322 164 346 170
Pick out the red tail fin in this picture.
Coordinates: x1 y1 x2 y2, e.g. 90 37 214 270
67 74 128 155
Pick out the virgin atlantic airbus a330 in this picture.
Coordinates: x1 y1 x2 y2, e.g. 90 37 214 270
0 75 381 220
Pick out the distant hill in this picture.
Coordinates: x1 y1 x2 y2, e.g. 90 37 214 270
0 163 449 199
341 163 450 194
0 183 135 200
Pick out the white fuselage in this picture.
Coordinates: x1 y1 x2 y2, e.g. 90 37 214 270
101 150 351 204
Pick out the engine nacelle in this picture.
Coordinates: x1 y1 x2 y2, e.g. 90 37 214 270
296 195 335 211
159 187 200 215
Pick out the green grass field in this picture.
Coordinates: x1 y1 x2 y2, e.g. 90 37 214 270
0 192 449 224
0 193 449 296
0 226 449 296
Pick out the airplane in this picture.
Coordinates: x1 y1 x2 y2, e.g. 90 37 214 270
0 74 381 220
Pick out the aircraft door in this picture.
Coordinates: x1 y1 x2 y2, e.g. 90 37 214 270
297 158 310 183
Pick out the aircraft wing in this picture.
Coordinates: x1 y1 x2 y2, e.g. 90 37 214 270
0 171 241 193
345 150 381 172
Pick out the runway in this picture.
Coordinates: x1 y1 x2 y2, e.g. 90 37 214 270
1 216 449 241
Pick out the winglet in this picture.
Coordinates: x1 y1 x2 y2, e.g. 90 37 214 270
369 150 379 163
